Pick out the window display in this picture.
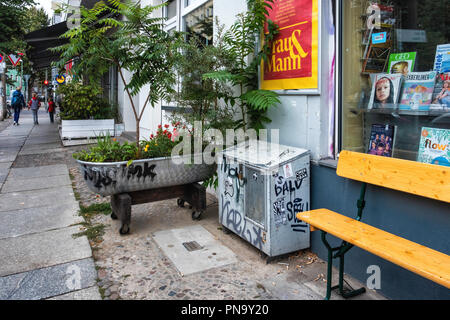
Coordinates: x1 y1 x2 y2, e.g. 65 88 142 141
341 0 450 165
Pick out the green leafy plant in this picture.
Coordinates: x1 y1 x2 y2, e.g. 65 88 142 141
73 134 138 162
203 0 280 131
54 0 182 156
168 23 236 133
56 82 113 120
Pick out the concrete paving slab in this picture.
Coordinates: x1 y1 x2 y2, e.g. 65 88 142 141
2 174 71 193
0 186 78 211
19 147 65 156
0 203 82 239
24 138 61 146
48 285 101 300
7 164 68 179
0 137 25 148
153 225 238 276
0 225 92 277
0 153 18 163
0 162 13 170
0 258 97 300
21 142 62 150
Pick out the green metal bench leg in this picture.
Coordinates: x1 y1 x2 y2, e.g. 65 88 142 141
321 232 366 300
322 231 335 300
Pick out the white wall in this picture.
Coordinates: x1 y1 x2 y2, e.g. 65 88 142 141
133 0 335 162
262 0 334 162
118 69 137 133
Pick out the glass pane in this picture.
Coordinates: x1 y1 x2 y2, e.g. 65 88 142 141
166 0 177 19
341 0 450 164
183 0 213 46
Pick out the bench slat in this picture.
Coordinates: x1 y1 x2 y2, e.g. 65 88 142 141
337 151 450 203
297 209 450 289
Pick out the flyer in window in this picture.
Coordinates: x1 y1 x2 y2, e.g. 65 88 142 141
433 44 450 73
368 73 403 109
387 52 416 75
399 72 437 111
417 127 450 167
431 72 450 110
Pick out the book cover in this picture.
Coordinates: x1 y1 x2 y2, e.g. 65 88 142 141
368 73 402 110
399 71 437 111
433 44 450 73
367 124 396 157
387 52 416 75
431 72 450 110
417 127 450 167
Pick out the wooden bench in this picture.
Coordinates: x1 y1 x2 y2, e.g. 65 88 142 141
297 151 450 299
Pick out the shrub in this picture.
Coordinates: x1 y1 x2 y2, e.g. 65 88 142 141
57 82 113 120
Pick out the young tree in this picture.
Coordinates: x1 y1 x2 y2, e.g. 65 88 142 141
203 0 280 131
21 6 50 34
54 0 181 156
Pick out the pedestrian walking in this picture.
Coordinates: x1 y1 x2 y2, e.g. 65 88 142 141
47 97 55 123
11 86 26 125
28 92 41 125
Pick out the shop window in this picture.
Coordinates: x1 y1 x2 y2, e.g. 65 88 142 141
183 0 213 46
340 0 449 165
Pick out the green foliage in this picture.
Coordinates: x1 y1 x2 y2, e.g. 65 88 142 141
202 0 280 131
73 134 138 163
21 6 50 34
0 0 35 53
73 125 183 163
139 125 180 159
168 24 237 135
54 0 182 155
56 82 113 120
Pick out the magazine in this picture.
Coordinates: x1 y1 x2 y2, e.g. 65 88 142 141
399 72 437 111
433 44 450 73
431 72 450 110
387 52 416 75
368 73 403 110
367 124 396 157
417 127 450 167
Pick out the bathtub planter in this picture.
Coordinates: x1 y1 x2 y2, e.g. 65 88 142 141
76 153 216 197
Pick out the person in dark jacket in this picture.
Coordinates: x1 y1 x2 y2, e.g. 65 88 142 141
11 86 26 125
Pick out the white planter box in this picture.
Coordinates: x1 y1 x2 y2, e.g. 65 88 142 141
61 119 115 139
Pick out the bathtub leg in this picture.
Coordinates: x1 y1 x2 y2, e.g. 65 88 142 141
111 193 132 235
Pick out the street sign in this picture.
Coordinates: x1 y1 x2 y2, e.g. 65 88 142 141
56 74 66 84
8 54 21 67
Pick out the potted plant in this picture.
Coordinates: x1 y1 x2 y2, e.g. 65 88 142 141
57 82 116 139
55 0 215 196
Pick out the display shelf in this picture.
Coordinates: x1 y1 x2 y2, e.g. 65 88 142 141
349 107 450 117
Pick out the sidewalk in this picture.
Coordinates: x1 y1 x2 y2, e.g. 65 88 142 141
0 109 100 300
0 109 386 300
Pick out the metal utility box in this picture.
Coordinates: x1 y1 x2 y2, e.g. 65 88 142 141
218 140 310 258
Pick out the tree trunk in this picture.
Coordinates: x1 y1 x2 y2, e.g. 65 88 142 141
136 118 141 157
1 66 7 121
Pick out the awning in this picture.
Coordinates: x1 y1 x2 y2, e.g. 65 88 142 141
24 21 69 70
24 0 100 70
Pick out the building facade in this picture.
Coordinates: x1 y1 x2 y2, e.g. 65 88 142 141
124 0 449 299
